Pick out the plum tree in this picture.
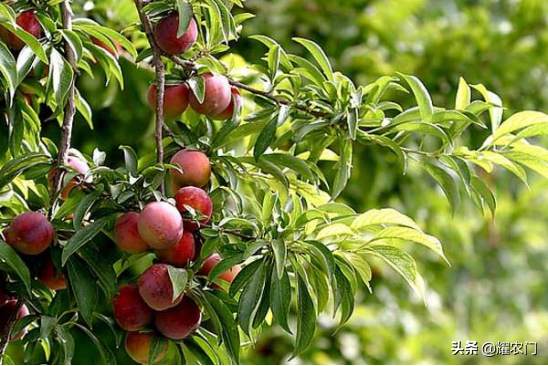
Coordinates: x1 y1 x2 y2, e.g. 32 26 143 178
189 73 232 116
2 0 548 364
124 331 167 364
147 83 189 118
154 14 198 55
154 297 201 340
113 284 154 331
174 186 213 231
0 10 41 51
169 150 211 189
138 264 183 311
5 212 54 255
114 212 149 254
212 87 242 120
137 202 183 249
38 255 67 291
155 231 195 267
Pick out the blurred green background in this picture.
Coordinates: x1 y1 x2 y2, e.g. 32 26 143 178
49 0 548 364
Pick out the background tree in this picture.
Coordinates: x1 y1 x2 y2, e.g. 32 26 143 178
1 0 548 364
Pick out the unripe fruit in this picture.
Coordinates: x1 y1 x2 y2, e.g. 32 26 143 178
113 284 154 331
212 87 243 120
115 212 149 254
0 11 42 51
154 14 198 55
189 73 232 116
155 296 201 340
155 231 195 267
6 212 54 255
137 202 183 250
38 256 67 291
48 155 91 200
0 300 29 341
147 83 190 118
138 264 183 311
169 150 211 189
174 187 213 231
125 331 167 364
200 254 241 288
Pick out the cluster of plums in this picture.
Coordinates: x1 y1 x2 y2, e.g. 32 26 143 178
147 12 243 120
0 154 89 341
0 10 243 363
113 149 240 364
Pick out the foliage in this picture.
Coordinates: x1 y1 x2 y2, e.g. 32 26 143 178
0 0 548 365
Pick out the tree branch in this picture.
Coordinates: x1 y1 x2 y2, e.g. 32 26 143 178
167 55 328 119
52 1 77 195
0 298 22 363
134 0 166 193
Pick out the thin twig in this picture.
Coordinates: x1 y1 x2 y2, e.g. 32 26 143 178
0 298 22 363
134 0 166 194
52 1 77 195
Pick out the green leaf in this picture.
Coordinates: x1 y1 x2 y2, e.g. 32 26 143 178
0 42 17 101
62 217 109 265
74 324 117 364
333 265 355 326
292 272 316 357
254 116 278 161
79 246 117 300
366 245 424 298
352 208 422 231
67 256 97 326
492 111 548 142
60 30 84 63
270 269 292 333
175 0 193 37
188 75 205 104
261 153 314 180
73 189 103 230
48 48 74 117
56 324 75 365
315 223 353 240
369 226 449 265
208 255 242 282
167 266 188 301
0 241 31 294
0 153 51 188
40 316 56 340
119 145 138 176
293 38 334 81
203 292 240 364
0 22 48 63
272 239 287 279
237 261 266 336
471 84 503 134
229 259 262 297
424 162 460 214
332 139 352 199
455 77 471 110
470 174 496 215
398 73 434 120
357 133 406 173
